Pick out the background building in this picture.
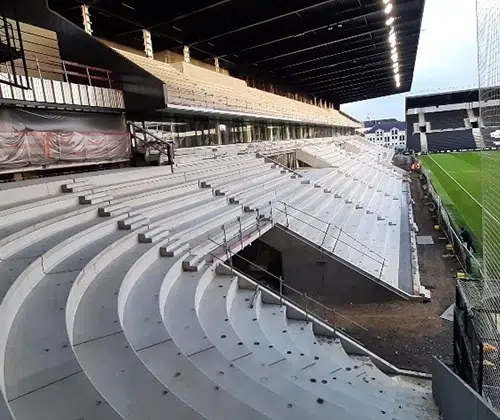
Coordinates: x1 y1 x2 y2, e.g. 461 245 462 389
364 119 406 150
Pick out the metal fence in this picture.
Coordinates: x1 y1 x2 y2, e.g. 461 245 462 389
420 167 483 278
205 211 368 334
454 284 484 395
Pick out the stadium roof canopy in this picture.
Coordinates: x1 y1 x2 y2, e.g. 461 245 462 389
49 0 425 105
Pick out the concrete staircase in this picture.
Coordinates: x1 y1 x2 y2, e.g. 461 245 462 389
0 148 438 419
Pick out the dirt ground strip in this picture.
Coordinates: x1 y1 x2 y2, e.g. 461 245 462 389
327 169 458 373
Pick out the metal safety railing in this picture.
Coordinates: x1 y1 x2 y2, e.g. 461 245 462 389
271 200 387 280
207 232 368 332
128 122 175 173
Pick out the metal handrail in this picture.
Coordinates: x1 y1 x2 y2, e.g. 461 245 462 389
275 200 387 263
207 235 368 331
128 122 174 173
255 152 303 178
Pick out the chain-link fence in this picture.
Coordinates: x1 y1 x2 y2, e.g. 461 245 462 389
450 0 500 409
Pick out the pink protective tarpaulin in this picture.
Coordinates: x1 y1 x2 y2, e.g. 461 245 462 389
0 108 131 168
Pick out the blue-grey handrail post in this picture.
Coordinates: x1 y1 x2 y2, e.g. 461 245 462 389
221 224 232 271
256 209 261 236
284 203 290 227
320 222 331 248
332 227 342 253
279 276 283 307
379 258 386 280
304 292 309 324
237 216 243 250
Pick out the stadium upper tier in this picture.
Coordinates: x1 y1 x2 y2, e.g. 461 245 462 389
114 48 359 128
0 138 434 420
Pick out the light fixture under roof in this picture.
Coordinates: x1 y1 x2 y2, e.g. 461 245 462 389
382 1 399 88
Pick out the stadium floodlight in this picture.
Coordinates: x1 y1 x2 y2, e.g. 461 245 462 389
391 46 397 54
383 0 391 4
393 62 398 69
389 32 396 43
386 16 395 26
396 81 401 88
385 3 393 14
389 26 395 35
391 52 398 62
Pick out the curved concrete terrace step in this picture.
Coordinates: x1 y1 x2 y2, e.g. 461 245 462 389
118 241 268 420
0 148 431 419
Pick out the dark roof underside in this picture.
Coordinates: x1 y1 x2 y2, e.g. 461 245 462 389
48 0 425 105
406 88 479 110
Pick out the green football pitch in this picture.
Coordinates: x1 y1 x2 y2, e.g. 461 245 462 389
420 151 500 246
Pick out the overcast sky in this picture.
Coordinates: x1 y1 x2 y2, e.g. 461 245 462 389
340 0 478 121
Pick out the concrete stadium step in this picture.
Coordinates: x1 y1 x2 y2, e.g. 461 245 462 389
79 192 113 205
196 268 363 419
181 214 269 271
118 214 150 230
0 217 128 419
125 190 213 222
160 265 318 420
0 193 83 229
217 171 284 198
0 205 101 260
199 160 270 188
212 167 279 195
229 288 396 419
66 232 205 419
102 182 203 214
98 203 131 217
138 226 169 243
61 180 94 193
118 248 268 420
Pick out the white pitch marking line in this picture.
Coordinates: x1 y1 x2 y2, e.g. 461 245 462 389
427 154 500 230
427 154 482 207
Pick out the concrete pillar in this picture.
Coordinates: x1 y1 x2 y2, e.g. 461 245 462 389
183 46 191 63
216 123 222 145
246 125 252 143
81 5 92 35
214 58 220 73
268 126 273 141
142 29 153 59
285 125 290 140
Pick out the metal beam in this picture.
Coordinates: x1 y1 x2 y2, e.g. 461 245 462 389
254 16 422 65
188 0 338 46
149 0 231 28
217 4 381 58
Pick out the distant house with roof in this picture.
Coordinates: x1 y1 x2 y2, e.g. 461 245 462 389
363 119 407 150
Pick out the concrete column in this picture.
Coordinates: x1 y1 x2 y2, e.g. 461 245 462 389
214 58 220 73
183 46 191 63
268 126 273 141
142 29 153 59
245 125 252 143
285 125 290 140
81 5 92 35
216 123 222 145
